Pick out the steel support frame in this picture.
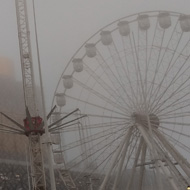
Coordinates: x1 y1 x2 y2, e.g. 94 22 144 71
15 0 36 116
29 134 46 190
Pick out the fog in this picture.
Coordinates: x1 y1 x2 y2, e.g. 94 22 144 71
0 0 190 110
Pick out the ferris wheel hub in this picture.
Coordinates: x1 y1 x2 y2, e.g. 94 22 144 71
131 112 160 128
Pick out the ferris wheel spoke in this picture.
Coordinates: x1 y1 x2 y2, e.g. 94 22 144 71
120 35 140 107
151 41 190 113
156 91 190 116
131 32 148 108
158 104 190 119
159 111 190 120
52 11 190 189
95 49 138 111
83 63 132 111
73 77 128 113
146 23 165 109
64 94 127 118
71 129 128 179
159 130 190 154
149 21 183 109
61 124 127 152
107 39 141 110
152 75 190 114
137 26 149 99
159 125 190 138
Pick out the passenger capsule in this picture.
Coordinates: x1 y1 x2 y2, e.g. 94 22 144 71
158 12 171 29
100 31 113 46
51 134 61 145
55 93 66 107
73 58 83 72
137 14 150 30
117 21 130 36
63 75 73 89
179 15 190 32
85 43 96 58
54 153 64 164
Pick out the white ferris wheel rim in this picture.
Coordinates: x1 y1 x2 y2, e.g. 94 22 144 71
52 10 190 189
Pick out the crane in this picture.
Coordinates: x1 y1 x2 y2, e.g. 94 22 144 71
14 0 79 189
15 0 55 189
0 0 82 189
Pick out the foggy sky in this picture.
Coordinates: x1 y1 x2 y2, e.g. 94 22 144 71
0 0 190 111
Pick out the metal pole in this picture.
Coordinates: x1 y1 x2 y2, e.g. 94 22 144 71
31 0 56 189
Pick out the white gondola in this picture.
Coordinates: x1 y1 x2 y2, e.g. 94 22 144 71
54 153 64 164
85 43 96 58
51 134 61 145
55 93 66 107
158 12 171 29
137 14 150 30
179 14 190 32
117 21 130 36
73 58 83 72
100 31 113 46
63 75 73 89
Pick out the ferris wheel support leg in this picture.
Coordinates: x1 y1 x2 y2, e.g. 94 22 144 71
112 128 134 190
145 129 180 190
155 130 190 180
152 131 188 189
137 125 163 190
138 142 147 190
125 137 144 190
99 127 133 190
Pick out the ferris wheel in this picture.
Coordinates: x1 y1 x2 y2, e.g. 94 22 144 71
52 11 190 190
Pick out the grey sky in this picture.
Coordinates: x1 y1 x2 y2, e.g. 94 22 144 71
0 0 190 110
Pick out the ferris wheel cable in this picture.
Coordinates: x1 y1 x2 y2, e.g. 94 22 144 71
156 98 190 118
59 125 128 153
84 130 137 181
95 50 136 111
107 41 139 110
131 32 148 109
152 75 190 114
120 37 140 107
147 19 183 106
137 28 149 100
64 94 128 118
72 127 129 171
82 64 131 111
159 125 190 138
160 130 190 154
61 123 128 150
63 129 129 175
155 90 190 115
158 112 190 120
73 78 128 113
68 129 128 174
153 82 190 116
151 53 190 114
55 120 129 133
146 29 165 110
